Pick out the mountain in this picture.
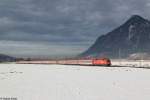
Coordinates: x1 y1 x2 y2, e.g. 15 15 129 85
81 15 150 58
0 54 16 62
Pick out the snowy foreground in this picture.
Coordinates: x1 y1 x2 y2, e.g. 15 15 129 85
0 64 150 100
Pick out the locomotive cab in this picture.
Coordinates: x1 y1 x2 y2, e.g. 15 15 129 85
92 58 111 66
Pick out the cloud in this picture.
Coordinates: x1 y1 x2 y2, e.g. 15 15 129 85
0 40 87 58
0 0 150 57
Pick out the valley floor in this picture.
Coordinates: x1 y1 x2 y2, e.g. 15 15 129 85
0 64 150 100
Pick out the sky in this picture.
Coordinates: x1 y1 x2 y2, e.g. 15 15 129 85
0 0 150 58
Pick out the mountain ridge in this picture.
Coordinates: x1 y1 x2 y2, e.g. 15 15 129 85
81 15 150 58
0 54 16 62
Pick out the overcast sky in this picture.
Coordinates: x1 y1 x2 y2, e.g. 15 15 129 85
0 0 150 58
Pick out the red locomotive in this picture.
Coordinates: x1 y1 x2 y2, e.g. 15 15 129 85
92 58 111 66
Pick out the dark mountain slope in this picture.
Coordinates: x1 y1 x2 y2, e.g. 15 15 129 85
81 15 150 58
0 54 16 62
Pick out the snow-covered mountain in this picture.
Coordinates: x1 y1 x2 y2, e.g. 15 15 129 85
81 15 150 58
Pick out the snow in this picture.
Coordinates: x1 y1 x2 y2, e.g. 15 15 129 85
0 64 150 100
128 25 135 40
112 60 150 67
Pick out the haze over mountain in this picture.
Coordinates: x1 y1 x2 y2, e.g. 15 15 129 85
81 15 150 58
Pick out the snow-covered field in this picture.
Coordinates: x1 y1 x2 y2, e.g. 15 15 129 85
0 64 150 100
112 60 150 67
